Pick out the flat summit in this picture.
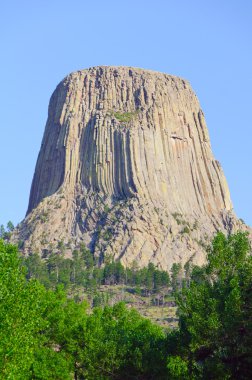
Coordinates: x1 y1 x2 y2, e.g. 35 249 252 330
14 66 247 269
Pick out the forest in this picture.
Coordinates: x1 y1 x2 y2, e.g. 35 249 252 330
0 231 251 379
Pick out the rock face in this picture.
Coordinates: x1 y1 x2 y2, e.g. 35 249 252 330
14 66 248 270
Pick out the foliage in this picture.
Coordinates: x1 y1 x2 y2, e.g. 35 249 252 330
170 263 183 294
1 232 251 379
22 250 170 296
112 111 138 123
167 356 189 379
0 220 15 240
74 303 166 379
171 232 252 379
0 240 167 379
181 226 190 234
0 239 71 379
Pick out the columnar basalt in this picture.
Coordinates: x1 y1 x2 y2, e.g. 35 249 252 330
14 66 248 270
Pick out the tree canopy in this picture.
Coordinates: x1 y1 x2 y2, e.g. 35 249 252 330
168 232 252 379
0 231 251 379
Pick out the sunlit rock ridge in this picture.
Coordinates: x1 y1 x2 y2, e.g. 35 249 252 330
15 66 247 270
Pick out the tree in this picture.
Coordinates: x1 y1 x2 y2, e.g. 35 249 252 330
23 253 51 288
0 224 5 238
171 263 183 294
71 249 86 285
0 240 59 378
80 243 94 269
167 356 189 379
74 303 167 379
154 269 162 292
0 221 15 240
171 232 252 379
161 270 170 287
0 240 170 379
7 220 14 232
47 253 63 285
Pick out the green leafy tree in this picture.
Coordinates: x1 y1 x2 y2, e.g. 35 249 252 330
0 221 14 240
23 253 50 287
172 232 252 379
6 220 14 232
167 356 189 379
171 263 183 294
71 249 86 285
80 243 94 269
0 240 67 379
75 303 167 379
47 253 63 285
161 270 170 287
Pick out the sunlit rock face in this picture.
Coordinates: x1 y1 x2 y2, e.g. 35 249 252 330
14 66 247 270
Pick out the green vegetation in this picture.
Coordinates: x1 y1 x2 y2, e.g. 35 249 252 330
0 231 251 378
39 211 49 223
103 204 111 214
110 110 138 123
23 247 171 297
171 212 183 223
181 225 190 234
169 231 252 379
171 213 191 232
0 240 167 379
0 221 14 240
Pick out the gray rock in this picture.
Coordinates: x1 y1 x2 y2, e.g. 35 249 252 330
13 66 251 270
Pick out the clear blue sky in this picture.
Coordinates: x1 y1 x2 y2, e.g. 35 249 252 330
1 0 251 227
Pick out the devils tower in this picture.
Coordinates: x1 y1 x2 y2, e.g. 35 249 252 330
14 66 246 270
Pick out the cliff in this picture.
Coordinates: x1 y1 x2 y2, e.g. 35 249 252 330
14 66 248 269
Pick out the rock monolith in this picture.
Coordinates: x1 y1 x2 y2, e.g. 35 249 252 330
14 66 248 269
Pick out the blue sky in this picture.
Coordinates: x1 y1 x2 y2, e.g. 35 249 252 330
1 0 251 227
